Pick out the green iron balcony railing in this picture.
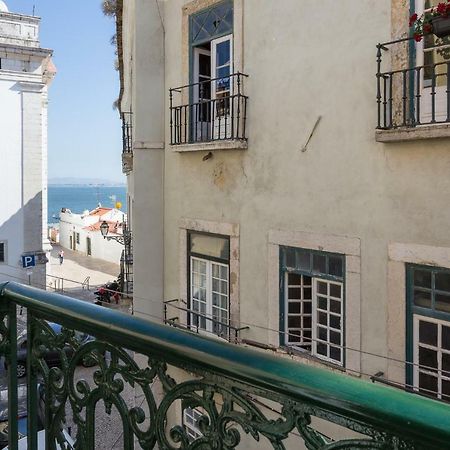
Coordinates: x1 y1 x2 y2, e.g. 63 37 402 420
1 281 450 449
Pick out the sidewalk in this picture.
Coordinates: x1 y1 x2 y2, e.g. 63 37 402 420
47 244 120 302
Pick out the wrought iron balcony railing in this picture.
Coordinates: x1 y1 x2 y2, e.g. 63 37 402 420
163 299 249 343
1 281 450 449
377 36 450 129
169 72 248 145
121 112 133 154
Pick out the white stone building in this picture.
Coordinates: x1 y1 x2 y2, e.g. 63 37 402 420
59 206 124 265
0 1 55 287
117 0 450 445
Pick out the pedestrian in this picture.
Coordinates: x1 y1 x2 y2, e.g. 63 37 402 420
59 250 64 265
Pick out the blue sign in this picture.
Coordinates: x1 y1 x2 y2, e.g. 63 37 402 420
21 255 36 268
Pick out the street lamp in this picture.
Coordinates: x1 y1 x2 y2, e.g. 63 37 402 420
100 220 132 246
100 218 133 294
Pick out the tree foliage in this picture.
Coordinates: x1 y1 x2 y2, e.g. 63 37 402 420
102 0 118 17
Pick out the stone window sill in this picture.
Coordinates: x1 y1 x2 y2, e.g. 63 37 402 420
171 139 248 153
375 123 450 143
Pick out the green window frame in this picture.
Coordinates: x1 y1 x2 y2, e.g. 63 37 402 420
279 246 346 366
406 264 450 400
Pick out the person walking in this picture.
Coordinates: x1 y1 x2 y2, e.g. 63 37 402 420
59 249 64 265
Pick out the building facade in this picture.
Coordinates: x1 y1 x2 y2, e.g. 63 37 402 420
59 206 124 265
0 1 55 288
117 0 450 443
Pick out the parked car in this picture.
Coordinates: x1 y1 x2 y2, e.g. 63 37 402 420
7 322 96 378
0 383 74 450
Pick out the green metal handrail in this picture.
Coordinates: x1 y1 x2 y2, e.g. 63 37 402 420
1 281 450 449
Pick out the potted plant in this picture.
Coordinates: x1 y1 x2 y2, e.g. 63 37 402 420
410 1 450 41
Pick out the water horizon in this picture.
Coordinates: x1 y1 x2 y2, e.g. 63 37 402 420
48 185 127 226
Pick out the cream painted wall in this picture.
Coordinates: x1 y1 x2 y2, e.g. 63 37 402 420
123 0 450 389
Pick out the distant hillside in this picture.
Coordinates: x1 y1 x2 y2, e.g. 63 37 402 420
49 177 126 187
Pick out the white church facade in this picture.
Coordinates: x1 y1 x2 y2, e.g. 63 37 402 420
0 1 55 287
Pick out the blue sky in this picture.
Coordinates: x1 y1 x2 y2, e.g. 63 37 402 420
7 0 124 183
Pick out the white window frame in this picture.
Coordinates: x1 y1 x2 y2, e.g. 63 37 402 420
190 256 229 338
211 33 233 140
0 241 6 264
183 407 203 442
285 273 344 366
413 314 450 399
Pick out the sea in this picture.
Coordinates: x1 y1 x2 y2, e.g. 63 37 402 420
48 185 127 226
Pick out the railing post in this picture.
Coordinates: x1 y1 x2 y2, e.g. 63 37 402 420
376 45 382 128
26 313 38 450
169 89 174 145
431 64 436 123
415 67 421 125
236 73 241 138
446 62 450 122
7 303 18 450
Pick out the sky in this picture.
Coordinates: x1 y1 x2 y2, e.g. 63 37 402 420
7 0 124 183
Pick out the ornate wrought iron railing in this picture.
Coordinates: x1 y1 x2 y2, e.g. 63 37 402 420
1 281 450 449
376 36 450 129
169 72 248 145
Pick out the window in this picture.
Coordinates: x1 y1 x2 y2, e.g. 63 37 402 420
188 231 230 338
190 1 233 141
76 233 80 244
0 242 5 263
183 407 203 441
280 247 345 366
407 264 450 401
86 237 92 256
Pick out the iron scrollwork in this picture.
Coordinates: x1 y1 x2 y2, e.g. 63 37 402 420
22 316 419 450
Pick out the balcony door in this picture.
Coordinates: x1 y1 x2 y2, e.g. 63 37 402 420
416 0 450 123
193 47 211 141
211 34 233 139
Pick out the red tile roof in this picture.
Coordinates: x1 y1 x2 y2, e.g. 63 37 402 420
83 221 120 234
89 207 113 217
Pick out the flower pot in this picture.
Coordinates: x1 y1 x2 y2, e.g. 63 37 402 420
432 16 450 38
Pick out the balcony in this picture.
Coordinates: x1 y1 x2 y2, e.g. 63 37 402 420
121 112 133 173
376 36 450 142
1 281 450 449
163 299 249 343
169 72 248 152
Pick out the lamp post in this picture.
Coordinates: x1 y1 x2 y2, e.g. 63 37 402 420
100 218 133 294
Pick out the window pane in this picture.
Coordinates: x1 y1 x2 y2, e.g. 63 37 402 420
303 287 312 299
297 251 310 271
442 353 450 375
318 312 327 326
442 326 450 350
419 372 438 396
313 254 326 274
318 327 327 341
435 272 450 292
414 290 431 308
303 316 312 329
216 39 230 67
442 380 450 401
330 284 341 298
303 302 312 314
419 320 437 346
288 288 301 299
317 281 327 295
419 347 438 371
330 300 341 314
318 297 327 310
288 316 301 328
330 315 341 329
190 233 229 260
285 248 295 268
330 346 341 363
414 269 432 289
288 302 301 314
317 342 327 356
328 256 343 277
330 330 340 345
436 294 450 313
288 273 302 285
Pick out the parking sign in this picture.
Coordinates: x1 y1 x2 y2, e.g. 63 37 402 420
21 255 36 268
